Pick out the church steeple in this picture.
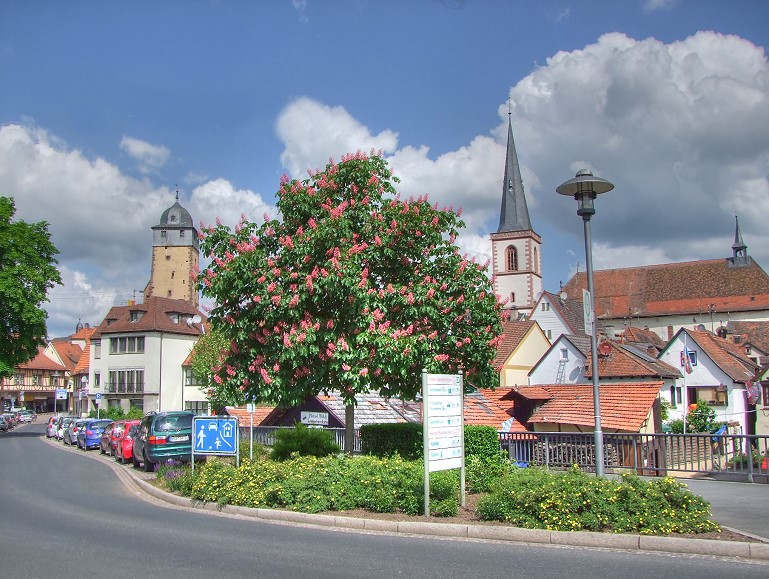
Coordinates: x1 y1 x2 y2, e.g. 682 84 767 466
490 107 542 317
730 215 749 268
497 112 531 233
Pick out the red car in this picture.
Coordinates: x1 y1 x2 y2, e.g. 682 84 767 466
114 420 141 464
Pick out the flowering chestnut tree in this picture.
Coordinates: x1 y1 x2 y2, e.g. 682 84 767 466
198 152 503 418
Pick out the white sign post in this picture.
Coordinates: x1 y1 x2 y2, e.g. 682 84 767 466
422 370 465 517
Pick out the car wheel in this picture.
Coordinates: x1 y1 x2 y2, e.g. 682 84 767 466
142 452 154 473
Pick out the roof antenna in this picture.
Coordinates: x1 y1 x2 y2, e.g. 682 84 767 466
175 184 179 201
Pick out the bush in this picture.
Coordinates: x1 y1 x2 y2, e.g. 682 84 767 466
157 463 195 495
465 454 515 493
476 465 720 535
270 423 341 461
464 425 502 460
360 422 422 459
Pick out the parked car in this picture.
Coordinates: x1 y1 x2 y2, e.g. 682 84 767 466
64 419 87 446
0 415 9 431
100 421 129 456
115 422 141 464
18 410 33 423
56 416 75 440
1 413 14 430
46 416 58 437
132 411 194 472
77 419 113 451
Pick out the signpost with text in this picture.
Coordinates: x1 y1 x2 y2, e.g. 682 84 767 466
422 371 465 517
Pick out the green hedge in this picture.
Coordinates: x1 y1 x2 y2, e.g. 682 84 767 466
270 423 341 461
360 423 503 461
360 422 422 459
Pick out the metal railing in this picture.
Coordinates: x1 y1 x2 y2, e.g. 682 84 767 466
239 426 769 483
499 431 769 482
240 426 362 453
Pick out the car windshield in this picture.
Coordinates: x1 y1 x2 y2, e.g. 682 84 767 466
89 420 112 429
155 415 193 432
62 418 73 426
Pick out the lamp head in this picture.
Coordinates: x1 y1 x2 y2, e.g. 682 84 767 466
556 169 614 220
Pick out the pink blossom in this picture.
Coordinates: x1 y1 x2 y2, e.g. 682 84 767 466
434 354 449 362
342 364 351 371
359 368 369 376
213 374 223 384
271 295 281 305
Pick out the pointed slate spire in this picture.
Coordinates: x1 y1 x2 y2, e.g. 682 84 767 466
730 215 749 267
496 112 531 233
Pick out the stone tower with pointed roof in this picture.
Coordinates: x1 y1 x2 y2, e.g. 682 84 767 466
143 195 200 307
491 113 542 317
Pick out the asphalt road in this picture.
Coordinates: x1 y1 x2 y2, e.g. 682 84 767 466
1 422 767 579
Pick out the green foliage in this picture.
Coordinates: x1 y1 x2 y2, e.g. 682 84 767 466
190 454 424 515
198 153 503 412
188 328 237 413
465 454 515 493
464 425 502 460
89 405 143 420
360 422 422 459
666 418 685 434
476 465 720 535
727 449 766 469
270 423 341 461
157 463 196 495
0 197 62 376
686 399 721 433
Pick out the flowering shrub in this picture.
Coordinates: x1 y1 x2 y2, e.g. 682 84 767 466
476 465 720 535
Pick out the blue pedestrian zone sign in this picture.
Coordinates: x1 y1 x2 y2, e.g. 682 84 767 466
192 416 239 456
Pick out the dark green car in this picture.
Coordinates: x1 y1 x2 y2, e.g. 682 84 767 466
132 411 195 472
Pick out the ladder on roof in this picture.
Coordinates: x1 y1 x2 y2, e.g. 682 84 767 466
555 359 567 384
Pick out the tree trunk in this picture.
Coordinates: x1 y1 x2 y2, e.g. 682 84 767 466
344 403 355 454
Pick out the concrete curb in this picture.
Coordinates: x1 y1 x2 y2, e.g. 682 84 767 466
124 470 769 562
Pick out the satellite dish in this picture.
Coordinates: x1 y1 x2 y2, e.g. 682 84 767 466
696 324 706 331
598 342 613 356
559 291 567 301
192 315 202 325
81 376 88 385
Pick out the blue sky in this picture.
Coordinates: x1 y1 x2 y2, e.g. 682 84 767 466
1 0 768 338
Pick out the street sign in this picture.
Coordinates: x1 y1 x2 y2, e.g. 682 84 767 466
193 416 239 455
55 388 67 400
96 392 102 400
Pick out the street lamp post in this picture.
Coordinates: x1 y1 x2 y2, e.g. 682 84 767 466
557 169 615 477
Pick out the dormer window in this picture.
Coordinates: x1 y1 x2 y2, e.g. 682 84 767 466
129 311 144 323
169 312 180 323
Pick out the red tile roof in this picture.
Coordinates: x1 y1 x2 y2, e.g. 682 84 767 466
686 329 756 382
585 341 681 379
470 388 528 432
724 321 769 355
19 347 67 372
49 339 83 372
224 405 275 425
620 326 665 350
91 296 206 338
526 382 663 432
562 258 769 318
493 320 535 369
